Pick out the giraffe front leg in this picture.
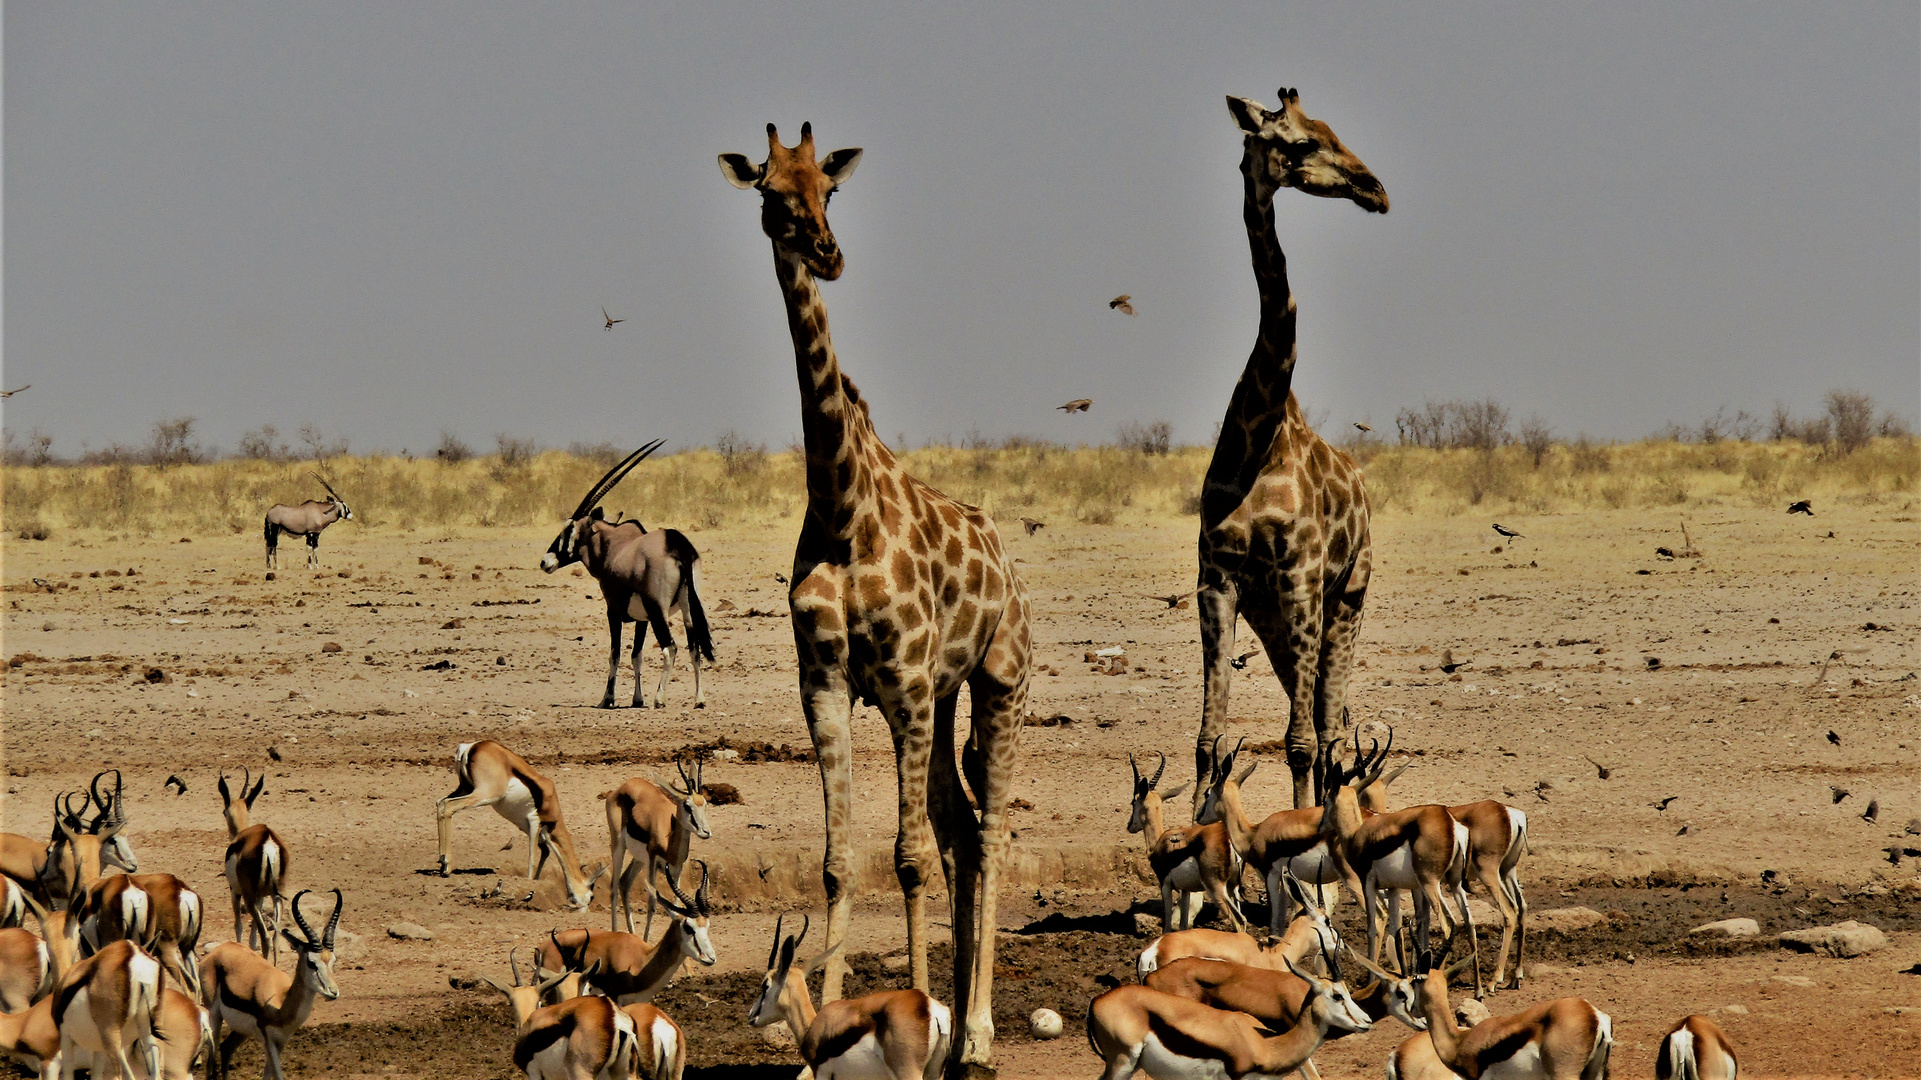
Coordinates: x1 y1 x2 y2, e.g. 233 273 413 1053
881 678 940 992
801 681 857 1002
1194 578 1241 816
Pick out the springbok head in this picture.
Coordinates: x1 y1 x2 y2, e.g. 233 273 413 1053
1197 735 1256 825
667 758 713 841
1226 88 1388 214
719 123 864 280
1318 726 1394 818
217 767 267 836
482 946 573 1025
748 912 843 1028
1283 943 1373 1035
1125 752 1188 835
658 860 717 965
313 473 354 522
541 440 664 574
280 889 343 1001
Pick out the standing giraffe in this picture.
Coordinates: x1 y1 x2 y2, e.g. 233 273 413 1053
1196 88 1389 812
720 122 1031 1077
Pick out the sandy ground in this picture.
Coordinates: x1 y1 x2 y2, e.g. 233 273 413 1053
3 504 1918 1077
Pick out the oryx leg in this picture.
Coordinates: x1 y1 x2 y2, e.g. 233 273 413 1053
306 533 320 568
643 595 675 709
434 791 500 875
630 613 649 709
683 595 706 709
603 606 626 708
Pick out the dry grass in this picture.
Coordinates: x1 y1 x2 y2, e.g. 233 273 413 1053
3 438 1914 540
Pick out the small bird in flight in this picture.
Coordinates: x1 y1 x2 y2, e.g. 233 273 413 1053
1585 756 1611 781
1438 648 1467 674
1057 399 1093 414
1830 784 1851 804
1020 517 1046 536
0 384 29 398
1862 799 1880 824
1143 591 1195 609
1826 730 1841 746
1109 295 1136 316
1650 795 1680 812
1492 523 1524 541
774 572 788 585
602 307 625 331
1230 649 1259 670
163 774 189 797
1787 500 1813 515
1353 422 1372 433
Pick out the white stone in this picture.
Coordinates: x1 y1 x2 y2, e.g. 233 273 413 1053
1526 906 1609 933
1689 917 1759 938
1778 921 1888 958
1029 1008 1064 1040
386 922 434 941
1455 998 1492 1027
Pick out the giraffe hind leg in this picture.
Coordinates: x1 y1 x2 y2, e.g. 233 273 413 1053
1194 580 1241 816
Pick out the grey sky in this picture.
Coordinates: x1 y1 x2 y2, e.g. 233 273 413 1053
6 3 1916 457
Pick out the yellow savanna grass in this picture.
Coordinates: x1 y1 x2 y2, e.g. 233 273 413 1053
2 437 1914 539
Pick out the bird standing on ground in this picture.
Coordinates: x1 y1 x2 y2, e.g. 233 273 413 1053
1057 398 1093 413
602 306 624 330
1019 518 1046 536
1585 756 1611 780
1492 523 1524 541
0 385 29 398
1863 799 1880 824
1108 295 1136 316
1787 500 1813 515
1827 730 1841 746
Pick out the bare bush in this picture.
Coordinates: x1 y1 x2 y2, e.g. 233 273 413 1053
1519 415 1554 468
1396 401 1449 448
235 425 292 461
435 431 472 464
298 423 350 461
716 430 767 477
147 417 203 467
567 440 622 466
1878 411 1913 438
1118 420 1173 456
1448 398 1510 451
490 435 538 483
4 428 56 467
1825 390 1875 454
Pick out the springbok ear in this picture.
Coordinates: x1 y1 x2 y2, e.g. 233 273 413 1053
1162 780 1191 801
1226 96 1270 135
820 148 863 187
477 974 514 999
718 153 761 189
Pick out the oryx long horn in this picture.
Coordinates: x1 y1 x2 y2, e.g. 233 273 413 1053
568 439 665 521
311 471 342 502
323 888 343 947
290 890 318 944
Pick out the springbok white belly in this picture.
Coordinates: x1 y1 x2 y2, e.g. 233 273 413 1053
1283 842 1340 884
1480 1039 1545 1080
1370 842 1421 891
1136 1032 1293 1080
492 778 539 830
817 1031 898 1080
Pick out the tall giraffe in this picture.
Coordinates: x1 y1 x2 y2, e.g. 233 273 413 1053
1195 89 1389 813
720 123 1031 1077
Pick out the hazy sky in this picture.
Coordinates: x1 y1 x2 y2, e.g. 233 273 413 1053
6 3 1916 457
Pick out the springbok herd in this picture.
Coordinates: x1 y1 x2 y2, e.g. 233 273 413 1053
1 89 1763 1080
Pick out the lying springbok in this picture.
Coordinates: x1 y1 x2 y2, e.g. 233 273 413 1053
435 741 605 911
202 889 342 1080
534 951 684 1080
1385 945 1612 1080
263 474 353 569
539 863 717 1004
1126 752 1244 932
79 874 202 995
480 948 639 1080
140 987 214 1080
1088 947 1370 1080
0 927 50 1011
541 441 716 710
219 769 288 962
749 914 952 1080
55 937 164 1080
1655 1013 1739 1080
602 760 712 936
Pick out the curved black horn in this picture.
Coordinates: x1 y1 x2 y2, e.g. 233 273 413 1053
792 913 810 951
568 439 665 521
290 890 318 944
509 946 525 987
695 860 712 915
324 888 343 947
1129 752 1140 785
768 913 786 969
668 860 700 911
1148 752 1166 789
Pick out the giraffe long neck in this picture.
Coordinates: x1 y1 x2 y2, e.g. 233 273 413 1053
1200 158 1300 522
773 248 876 536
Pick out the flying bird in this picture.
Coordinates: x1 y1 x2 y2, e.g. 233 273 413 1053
1230 649 1259 670
1491 523 1524 540
1108 295 1136 316
1884 846 1904 866
1862 799 1879 824
1353 422 1372 433
602 307 624 331
773 572 788 585
0 385 29 398
1020 517 1046 536
1787 500 1813 515
1830 784 1851 804
268 745 283 762
1057 399 1093 414
1144 591 1195 609
1650 796 1680 812
1585 756 1611 781
1826 730 1841 747
163 774 189 797
1438 649 1467 675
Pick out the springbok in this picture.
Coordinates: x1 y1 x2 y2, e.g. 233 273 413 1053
263 474 353 569
55 937 164 1080
0 878 25 930
480 948 639 1080
1136 914 1334 980
540 863 717 1004
602 760 712 936
534 950 684 1080
1087 948 1370 1080
1656 1014 1739 1080
79 874 202 996
541 441 716 710
219 769 288 962
748 914 952 1080
0 993 61 1077
1126 752 1245 932
137 987 214 1080
0 927 50 1011
35 774 141 903
202 889 342 1080
1386 945 1612 1080
435 741 605 911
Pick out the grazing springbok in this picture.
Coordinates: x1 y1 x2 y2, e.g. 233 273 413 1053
435 741 605 911
541 441 716 710
263 474 353 569
55 937 164 1080
602 760 712 936
0 927 51 1011
219 769 289 962
1655 1013 1739 1080
1126 752 1245 932
139 986 214 1080
480 948 639 1080
1386 946 1612 1080
748 914 952 1080
534 951 684 1080
202 889 342 1080
1088 947 1370 1080
79 874 202 996
540 863 717 1005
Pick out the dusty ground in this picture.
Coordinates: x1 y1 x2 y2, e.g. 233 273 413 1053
3 504 1917 1077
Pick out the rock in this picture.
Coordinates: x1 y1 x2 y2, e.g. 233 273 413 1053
1529 963 1573 976
880 953 910 974
1778 920 1888 958
1455 998 1492 1027
1689 917 1760 938
320 641 343 653
1133 913 1160 937
1770 975 1815 988
1906 818 1921 836
1029 1008 1064 1040
386 922 435 942
332 929 368 962
712 748 740 762
1526 907 1608 933
448 971 486 991
1716 1004 1749 1015
757 1023 797 1050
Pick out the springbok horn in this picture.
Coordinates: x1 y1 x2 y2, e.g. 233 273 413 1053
1148 752 1166 789
290 890 318 945
792 913 810 951
768 913 786 969
324 889 343 948
509 947 524 988
694 860 712 915
668 861 700 911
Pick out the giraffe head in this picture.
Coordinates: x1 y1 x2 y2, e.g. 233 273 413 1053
719 123 864 280
1227 88 1387 214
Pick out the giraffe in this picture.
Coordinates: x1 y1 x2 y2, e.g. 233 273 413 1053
719 122 1031 1078
1195 88 1389 814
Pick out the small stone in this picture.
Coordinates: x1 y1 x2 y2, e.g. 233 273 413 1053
448 971 485 991
1455 998 1492 1027
1029 1008 1064 1040
332 929 368 962
712 748 740 762
1778 920 1888 958
1133 913 1160 937
386 922 434 941
1690 917 1760 938
1526 906 1608 933
1906 818 1921 836
1717 1004 1749 1015
1770 975 1815 987
321 642 343 653
880 953 910 974
441 618 465 630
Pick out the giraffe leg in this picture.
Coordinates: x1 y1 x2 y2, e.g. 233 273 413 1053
880 677 940 993
1315 541 1371 787
1194 577 1241 816
1244 605 1318 809
801 680 857 1002
929 692 978 1015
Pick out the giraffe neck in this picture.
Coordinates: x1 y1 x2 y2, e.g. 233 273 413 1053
773 248 879 536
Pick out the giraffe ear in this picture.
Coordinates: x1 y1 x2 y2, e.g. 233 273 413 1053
820 148 862 187
1226 96 1271 135
718 153 761 189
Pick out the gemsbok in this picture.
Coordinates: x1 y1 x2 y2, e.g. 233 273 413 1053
1087 947 1370 1080
1126 752 1245 932
1386 945 1612 1080
202 889 342 1080
219 769 288 962
1655 1013 1738 1080
435 741 605 911
748 914 952 1080
263 474 353 569
540 863 717 1005
480 948 639 1080
602 760 712 936
541 441 716 710
54 937 164 1080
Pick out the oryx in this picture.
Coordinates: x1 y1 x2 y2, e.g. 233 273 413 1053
264 474 353 569
542 440 716 708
